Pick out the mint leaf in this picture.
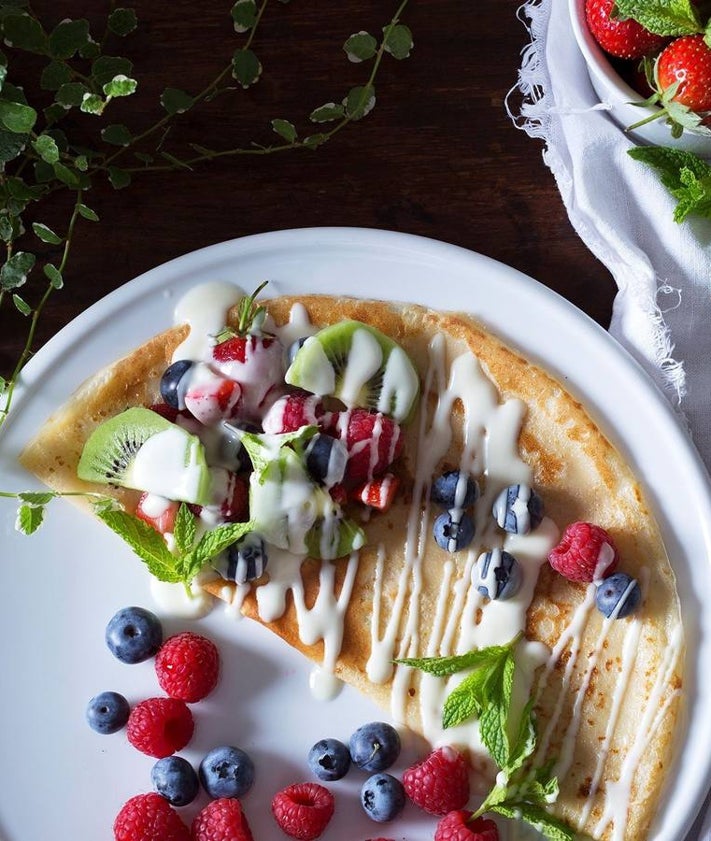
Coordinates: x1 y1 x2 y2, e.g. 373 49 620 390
16 502 44 534
489 803 576 841
173 502 197 555
613 0 701 35
181 520 254 581
628 145 711 221
96 508 182 583
442 669 484 728
397 635 522 677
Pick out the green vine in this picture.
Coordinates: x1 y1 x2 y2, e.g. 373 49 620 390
0 0 414 426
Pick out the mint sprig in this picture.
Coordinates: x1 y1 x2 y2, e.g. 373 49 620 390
612 0 702 36
628 144 711 221
399 635 576 841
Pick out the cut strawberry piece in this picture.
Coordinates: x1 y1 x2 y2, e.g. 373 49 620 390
213 334 275 363
184 373 242 426
327 409 403 486
211 334 285 421
353 473 400 511
262 392 326 434
136 493 179 535
220 473 249 522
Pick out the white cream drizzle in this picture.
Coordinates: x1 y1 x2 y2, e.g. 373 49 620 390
172 281 246 362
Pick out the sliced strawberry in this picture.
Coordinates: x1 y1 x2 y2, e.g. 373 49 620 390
136 493 179 535
184 375 242 426
353 473 400 511
327 409 403 486
213 334 275 364
220 473 250 522
262 392 326 434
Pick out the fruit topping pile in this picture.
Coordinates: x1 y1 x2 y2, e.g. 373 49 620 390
76 286 421 587
584 0 711 137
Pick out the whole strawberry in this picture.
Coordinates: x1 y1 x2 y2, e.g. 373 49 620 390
656 34 711 112
548 521 618 583
127 697 194 758
435 811 499 841
585 0 667 59
192 798 254 841
402 745 470 816
114 792 190 841
155 632 220 703
272 782 335 840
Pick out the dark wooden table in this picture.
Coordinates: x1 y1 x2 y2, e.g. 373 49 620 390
0 0 617 381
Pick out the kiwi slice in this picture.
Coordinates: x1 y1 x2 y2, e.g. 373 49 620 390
284 320 420 422
77 407 212 505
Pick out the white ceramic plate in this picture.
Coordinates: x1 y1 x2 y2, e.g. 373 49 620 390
1 228 710 841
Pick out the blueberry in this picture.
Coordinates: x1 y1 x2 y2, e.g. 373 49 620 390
349 721 401 772
287 337 308 365
473 548 522 600
105 606 163 664
226 533 268 584
595 572 642 618
305 433 347 487
431 470 479 508
151 756 200 806
160 359 194 410
433 510 475 552
492 483 544 535
360 773 406 822
308 737 351 781
85 690 130 734
199 745 255 799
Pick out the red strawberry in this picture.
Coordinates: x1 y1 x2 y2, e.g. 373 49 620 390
114 793 190 841
327 409 403 486
155 632 220 703
220 472 249 522
402 746 470 816
136 493 179 535
352 473 400 511
585 0 668 59
657 34 711 112
192 798 254 841
213 333 276 364
271 782 335 840
548 521 619 583
126 697 194 758
184 370 242 425
262 392 326 434
435 811 499 841
149 401 180 422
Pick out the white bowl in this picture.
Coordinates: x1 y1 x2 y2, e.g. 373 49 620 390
568 0 711 156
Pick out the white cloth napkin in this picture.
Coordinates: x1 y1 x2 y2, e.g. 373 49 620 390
510 0 711 471
510 2 711 838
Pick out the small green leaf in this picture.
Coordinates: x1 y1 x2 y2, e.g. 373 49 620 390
80 92 105 115
108 8 137 37
628 145 711 222
108 165 131 189
0 126 26 162
40 59 71 91
12 292 30 314
32 133 59 163
48 18 90 59
173 503 197 556
160 87 193 115
302 133 327 149
96 509 182 583
43 263 63 288
18 491 55 505
231 0 257 32
343 31 377 62
613 0 701 35
344 85 376 120
231 48 261 88
101 123 132 146
91 55 133 87
32 222 62 244
0 250 35 289
0 98 36 133
442 671 484 729
74 154 88 172
271 118 297 142
309 102 345 123
2 13 47 54
103 74 137 98
0 214 14 241
16 502 44 534
79 38 100 59
77 203 99 222
182 520 255 581
489 803 576 841
56 82 88 108
53 161 79 186
383 23 414 59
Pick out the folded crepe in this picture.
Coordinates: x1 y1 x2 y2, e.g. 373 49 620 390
20 291 683 841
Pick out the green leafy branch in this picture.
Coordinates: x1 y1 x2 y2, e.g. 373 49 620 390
0 0 414 425
398 636 576 841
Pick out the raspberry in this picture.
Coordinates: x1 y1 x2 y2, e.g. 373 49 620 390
327 409 403 486
262 392 325 434
271 782 335 840
113 793 190 841
434 811 499 841
155 632 220 703
402 745 470 815
192 798 254 841
126 697 194 758
548 522 619 583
